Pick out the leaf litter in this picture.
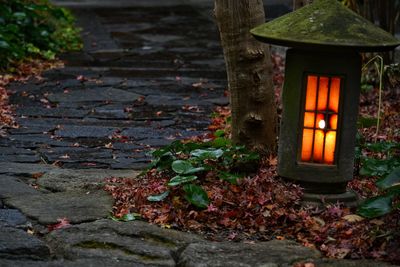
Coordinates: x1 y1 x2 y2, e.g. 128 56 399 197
104 54 400 264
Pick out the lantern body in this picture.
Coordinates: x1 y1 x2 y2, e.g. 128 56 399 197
250 0 400 206
278 49 361 203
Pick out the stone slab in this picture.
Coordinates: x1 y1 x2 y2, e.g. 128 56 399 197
1 134 73 148
0 163 58 176
46 219 203 266
16 107 89 119
0 209 27 226
56 125 118 138
0 147 35 155
40 147 113 163
0 175 40 199
178 240 322 267
47 87 142 103
37 168 140 192
294 259 397 267
4 190 113 225
0 225 50 260
0 259 147 267
0 154 40 163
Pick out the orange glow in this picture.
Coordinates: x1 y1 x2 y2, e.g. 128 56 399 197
300 75 341 165
324 131 336 164
305 76 317 110
317 77 329 111
301 129 314 162
329 77 340 113
303 112 315 127
330 114 338 130
313 130 325 162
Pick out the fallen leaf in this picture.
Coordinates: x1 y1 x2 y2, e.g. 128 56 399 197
342 214 364 223
47 218 71 232
104 142 113 149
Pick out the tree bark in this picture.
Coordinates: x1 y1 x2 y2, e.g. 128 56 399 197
293 0 313 10
214 0 277 154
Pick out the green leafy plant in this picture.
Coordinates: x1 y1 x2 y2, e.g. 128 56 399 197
146 135 260 209
358 141 400 177
0 0 82 69
358 167 400 218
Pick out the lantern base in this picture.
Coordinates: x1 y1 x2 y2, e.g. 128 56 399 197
301 190 359 208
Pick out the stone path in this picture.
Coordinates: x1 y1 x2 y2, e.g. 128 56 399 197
0 1 397 266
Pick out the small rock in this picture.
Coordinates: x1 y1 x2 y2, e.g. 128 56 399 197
177 240 321 267
4 190 113 225
0 175 40 199
37 168 140 192
0 225 50 260
46 219 203 266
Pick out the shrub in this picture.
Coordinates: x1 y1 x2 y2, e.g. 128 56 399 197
0 0 81 69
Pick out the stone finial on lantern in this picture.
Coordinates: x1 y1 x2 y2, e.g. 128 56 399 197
250 0 400 206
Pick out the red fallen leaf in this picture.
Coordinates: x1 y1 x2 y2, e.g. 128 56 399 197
192 82 203 88
228 231 238 240
124 107 133 113
47 218 71 232
31 173 44 179
76 75 87 82
136 96 145 102
223 210 238 218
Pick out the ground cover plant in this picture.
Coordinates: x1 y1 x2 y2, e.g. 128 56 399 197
105 55 400 264
0 0 81 70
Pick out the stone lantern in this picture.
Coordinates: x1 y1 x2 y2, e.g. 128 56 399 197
250 0 400 206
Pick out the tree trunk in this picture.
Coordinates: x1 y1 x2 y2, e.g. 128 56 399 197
214 0 277 154
293 0 313 10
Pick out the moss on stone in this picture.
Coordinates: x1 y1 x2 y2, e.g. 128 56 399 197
75 241 165 261
250 0 400 51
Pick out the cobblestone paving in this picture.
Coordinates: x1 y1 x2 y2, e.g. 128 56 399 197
3 5 227 170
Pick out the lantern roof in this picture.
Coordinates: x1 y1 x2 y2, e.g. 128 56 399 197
250 0 400 52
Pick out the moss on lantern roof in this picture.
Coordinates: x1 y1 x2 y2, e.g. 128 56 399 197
250 0 400 51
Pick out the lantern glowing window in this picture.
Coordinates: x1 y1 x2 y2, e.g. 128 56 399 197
300 75 341 165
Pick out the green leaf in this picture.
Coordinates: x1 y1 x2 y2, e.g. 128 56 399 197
364 142 399 153
121 213 140 221
171 160 204 175
171 160 194 174
190 148 224 160
214 129 225 138
152 152 174 170
0 40 9 49
108 213 141 222
360 158 389 177
218 171 242 184
13 12 27 20
357 194 393 218
212 137 231 148
183 184 209 209
168 175 198 186
147 190 170 202
357 115 377 128
376 167 400 191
